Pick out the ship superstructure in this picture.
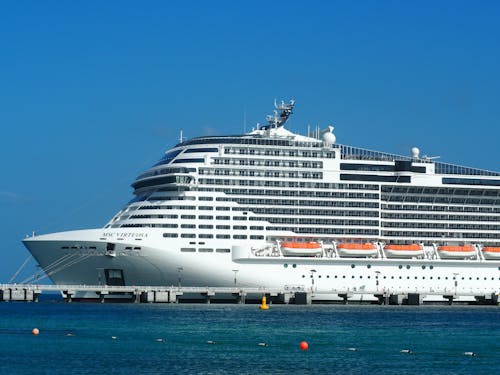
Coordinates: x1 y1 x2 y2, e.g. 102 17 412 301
23 100 500 301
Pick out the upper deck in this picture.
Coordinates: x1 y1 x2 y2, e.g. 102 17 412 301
173 131 500 178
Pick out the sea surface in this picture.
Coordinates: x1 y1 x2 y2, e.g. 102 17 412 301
0 298 499 374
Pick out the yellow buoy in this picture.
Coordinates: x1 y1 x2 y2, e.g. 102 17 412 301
259 295 269 310
32 328 40 335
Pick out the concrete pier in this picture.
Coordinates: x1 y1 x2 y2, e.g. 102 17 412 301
0 284 498 305
0 286 41 302
294 292 312 305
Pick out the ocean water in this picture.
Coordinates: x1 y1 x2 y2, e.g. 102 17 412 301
0 299 499 374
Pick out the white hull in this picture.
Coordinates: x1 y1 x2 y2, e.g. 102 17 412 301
22 229 500 299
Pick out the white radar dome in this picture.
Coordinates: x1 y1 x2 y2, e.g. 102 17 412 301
411 147 420 159
322 125 336 146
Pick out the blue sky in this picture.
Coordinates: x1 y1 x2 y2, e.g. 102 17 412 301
1 1 499 282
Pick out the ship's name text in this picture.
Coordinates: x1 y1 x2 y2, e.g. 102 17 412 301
102 232 148 238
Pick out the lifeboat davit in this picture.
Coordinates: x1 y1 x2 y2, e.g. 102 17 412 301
437 245 475 259
337 243 378 258
384 244 423 258
482 247 500 260
280 242 322 257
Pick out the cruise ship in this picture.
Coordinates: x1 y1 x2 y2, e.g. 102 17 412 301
23 100 500 301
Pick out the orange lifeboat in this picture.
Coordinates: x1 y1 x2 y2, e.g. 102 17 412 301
384 244 423 258
437 245 475 259
280 241 322 257
482 246 500 260
337 243 378 258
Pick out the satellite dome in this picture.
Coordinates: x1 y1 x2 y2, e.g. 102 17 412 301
411 147 420 159
322 125 336 146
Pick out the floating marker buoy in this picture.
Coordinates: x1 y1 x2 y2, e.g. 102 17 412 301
32 328 39 335
66 333 75 337
155 338 165 342
258 342 268 347
400 349 412 354
259 296 269 310
463 351 476 357
206 340 216 344
347 347 357 351
111 336 118 340
300 341 309 351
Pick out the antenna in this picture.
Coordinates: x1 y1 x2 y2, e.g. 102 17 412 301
179 129 184 143
243 106 247 133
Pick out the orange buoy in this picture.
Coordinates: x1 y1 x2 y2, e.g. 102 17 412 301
300 341 309 351
32 328 40 335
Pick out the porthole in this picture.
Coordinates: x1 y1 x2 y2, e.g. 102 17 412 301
359 276 363 279
430 265 434 270
406 265 410 269
421 265 426 270
318 275 322 278
367 264 372 269
351 264 355 269
342 276 346 279
415 276 418 280
302 275 305 278
327 275 330 279
292 264 297 268
383 276 387 279
398 265 403 269
407 276 410 280
284 264 288 268
352 276 355 279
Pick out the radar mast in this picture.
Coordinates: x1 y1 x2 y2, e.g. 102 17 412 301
261 99 295 130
